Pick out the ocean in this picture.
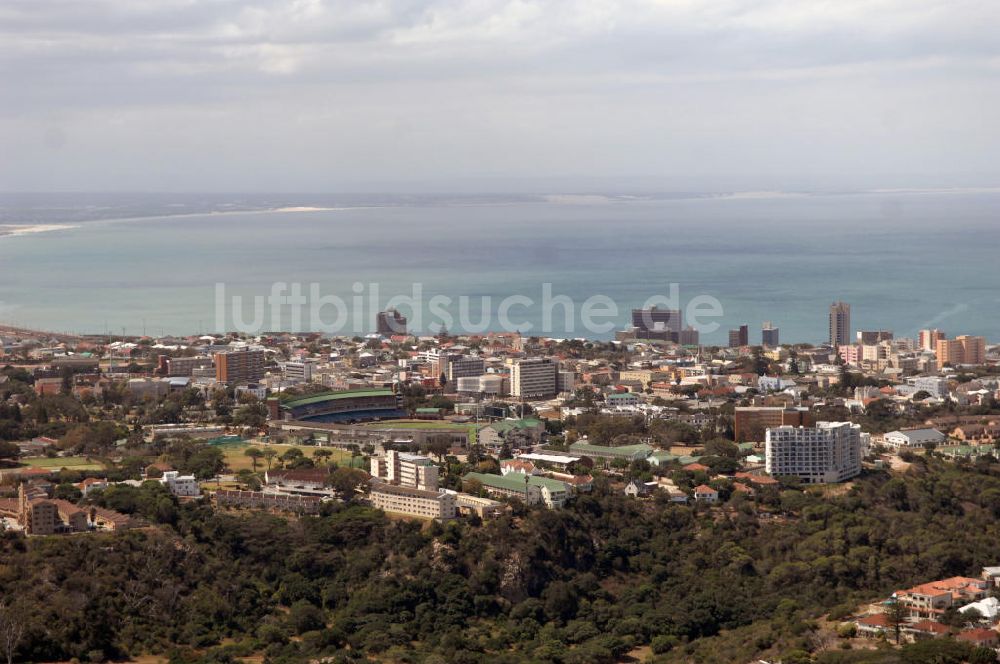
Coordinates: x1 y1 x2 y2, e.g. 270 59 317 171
0 190 997 345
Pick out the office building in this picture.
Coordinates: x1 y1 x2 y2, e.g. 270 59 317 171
376 308 407 336
678 326 700 346
761 322 780 347
282 360 316 384
765 421 863 484
631 306 681 341
215 348 265 385
829 302 851 346
936 335 986 366
441 354 485 383
166 355 214 377
728 324 748 348
508 357 559 399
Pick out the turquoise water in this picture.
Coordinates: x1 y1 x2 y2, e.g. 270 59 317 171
0 191 997 344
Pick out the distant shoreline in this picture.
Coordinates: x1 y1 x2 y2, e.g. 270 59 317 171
0 223 78 238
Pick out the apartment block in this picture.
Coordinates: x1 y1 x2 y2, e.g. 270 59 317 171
369 481 456 520
370 450 439 491
215 348 266 384
765 421 862 484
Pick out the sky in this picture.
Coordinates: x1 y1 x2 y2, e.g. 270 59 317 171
1 0 999 193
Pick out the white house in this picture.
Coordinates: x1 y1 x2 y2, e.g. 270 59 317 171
161 470 201 497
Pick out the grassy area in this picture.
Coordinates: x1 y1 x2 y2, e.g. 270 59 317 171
219 442 354 472
361 419 481 445
20 456 105 471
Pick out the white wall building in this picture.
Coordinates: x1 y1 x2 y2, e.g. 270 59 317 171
370 450 439 491
161 470 201 497
765 421 863 484
507 357 558 399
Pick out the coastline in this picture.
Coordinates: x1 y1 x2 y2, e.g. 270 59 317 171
0 224 78 238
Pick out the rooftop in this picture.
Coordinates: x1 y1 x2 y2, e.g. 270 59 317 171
282 389 395 408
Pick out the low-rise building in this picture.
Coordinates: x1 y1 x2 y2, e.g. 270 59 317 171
161 470 200 497
369 481 456 520
883 428 946 449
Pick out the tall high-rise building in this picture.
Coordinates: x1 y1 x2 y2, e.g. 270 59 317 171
728 324 748 348
376 308 407 336
829 302 851 346
936 335 986 366
919 329 946 351
215 348 265 385
507 357 559 399
630 306 681 341
765 421 863 484
761 322 780 347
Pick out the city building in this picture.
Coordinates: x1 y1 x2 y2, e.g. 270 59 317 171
264 468 333 496
857 330 893 345
728 324 748 348
734 406 813 442
376 309 408 336
215 348 266 385
442 354 486 384
462 472 570 508
762 322 780 347
936 335 986 366
166 355 214 377
369 450 439 491
919 329 946 351
282 360 316 384
369 480 456 520
765 421 863 484
631 306 682 341
508 357 559 399
829 301 851 346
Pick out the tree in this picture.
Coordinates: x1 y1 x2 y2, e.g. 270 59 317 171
263 447 278 470
0 601 24 664
884 599 907 644
244 447 264 472
313 449 333 466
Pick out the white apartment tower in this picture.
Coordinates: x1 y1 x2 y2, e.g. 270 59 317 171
765 421 862 484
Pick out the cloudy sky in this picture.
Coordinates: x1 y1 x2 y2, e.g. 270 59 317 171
1 0 998 192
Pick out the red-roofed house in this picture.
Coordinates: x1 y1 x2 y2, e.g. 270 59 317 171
684 463 710 473
693 484 718 503
855 613 890 638
896 577 988 620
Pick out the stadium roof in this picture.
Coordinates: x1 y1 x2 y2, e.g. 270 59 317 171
282 389 394 408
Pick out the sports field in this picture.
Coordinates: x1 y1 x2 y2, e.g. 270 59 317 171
218 442 356 472
20 456 105 471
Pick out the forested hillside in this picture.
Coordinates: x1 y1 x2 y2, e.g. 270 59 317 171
4 456 1000 663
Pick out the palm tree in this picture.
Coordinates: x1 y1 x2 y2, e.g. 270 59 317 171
244 447 263 472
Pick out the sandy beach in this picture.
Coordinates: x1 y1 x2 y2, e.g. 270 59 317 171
0 224 77 238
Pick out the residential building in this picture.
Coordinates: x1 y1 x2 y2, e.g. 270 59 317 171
376 309 407 336
508 357 559 399
728 324 749 348
912 376 949 399
896 577 988 620
919 329 946 351
215 348 266 384
369 481 456 520
936 335 986 366
161 470 201 497
443 354 486 383
762 322 780 347
829 301 851 346
166 355 214 377
734 406 813 442
214 489 323 514
765 421 862 484
693 484 719 503
369 450 439 491
478 418 546 453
